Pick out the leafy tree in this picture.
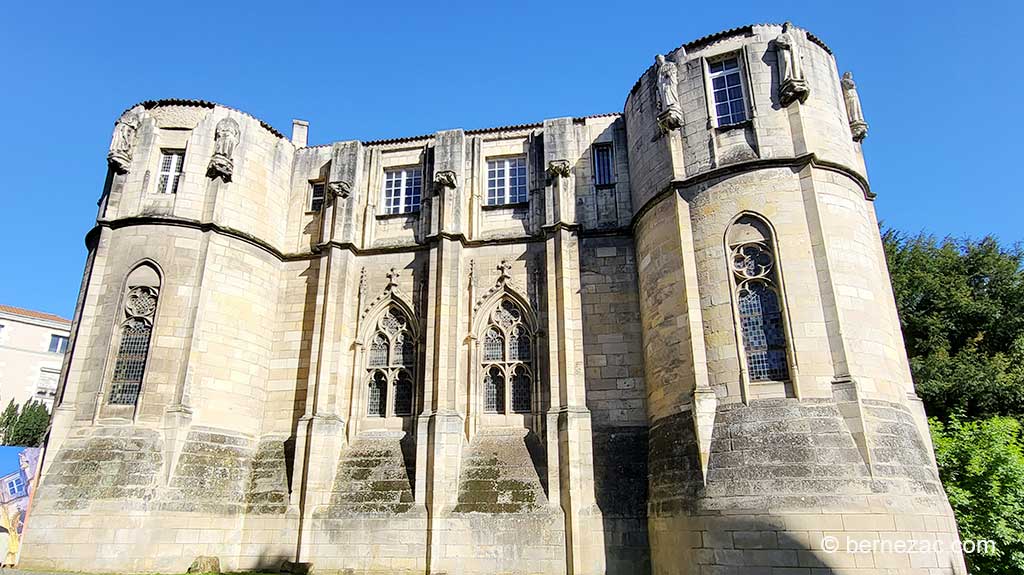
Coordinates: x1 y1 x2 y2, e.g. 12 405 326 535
0 400 18 441
931 416 1024 574
5 400 50 447
883 231 1024 420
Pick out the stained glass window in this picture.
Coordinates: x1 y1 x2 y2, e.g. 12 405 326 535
109 319 152 405
511 367 531 413
484 328 504 361
480 297 534 415
369 333 389 367
368 371 387 416
484 366 505 413
730 235 790 383
365 305 417 417
393 371 414 416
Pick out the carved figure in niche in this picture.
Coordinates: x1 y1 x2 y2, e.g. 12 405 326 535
655 54 685 131
108 111 141 173
775 22 810 106
841 72 869 142
207 117 241 181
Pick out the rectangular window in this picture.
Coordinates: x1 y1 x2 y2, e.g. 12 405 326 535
486 156 528 206
48 335 68 354
709 57 748 126
309 182 326 212
6 478 23 498
382 167 423 215
593 144 614 186
157 149 186 194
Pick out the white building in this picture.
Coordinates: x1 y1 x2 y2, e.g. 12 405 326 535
0 305 71 411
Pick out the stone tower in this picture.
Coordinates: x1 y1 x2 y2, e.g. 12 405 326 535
21 24 965 575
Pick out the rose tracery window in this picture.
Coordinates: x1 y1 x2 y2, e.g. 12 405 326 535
481 298 535 414
365 306 417 417
730 234 790 382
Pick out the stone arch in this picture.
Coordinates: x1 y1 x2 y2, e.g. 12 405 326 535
724 212 797 397
105 260 163 410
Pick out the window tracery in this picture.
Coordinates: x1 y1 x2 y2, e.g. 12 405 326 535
109 266 160 406
480 297 534 414
365 305 417 417
729 225 790 382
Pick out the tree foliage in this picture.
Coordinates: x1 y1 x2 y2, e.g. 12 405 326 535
931 417 1024 574
0 400 50 447
883 230 1024 421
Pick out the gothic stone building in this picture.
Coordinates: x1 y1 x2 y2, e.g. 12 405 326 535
21 23 967 575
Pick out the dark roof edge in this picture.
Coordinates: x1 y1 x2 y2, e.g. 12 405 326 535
120 99 287 139
628 22 834 102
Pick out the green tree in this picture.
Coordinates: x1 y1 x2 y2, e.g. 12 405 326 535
4 400 50 447
883 231 1024 420
0 400 18 443
931 416 1024 574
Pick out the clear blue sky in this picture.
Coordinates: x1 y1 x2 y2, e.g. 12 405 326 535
1 0 1021 319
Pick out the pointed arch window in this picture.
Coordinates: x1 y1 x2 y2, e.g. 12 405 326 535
480 297 535 414
364 306 418 417
728 216 790 382
109 265 160 406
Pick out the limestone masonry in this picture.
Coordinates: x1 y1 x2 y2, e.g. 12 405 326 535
21 23 967 575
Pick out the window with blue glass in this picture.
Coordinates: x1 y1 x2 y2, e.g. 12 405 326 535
709 57 748 126
731 240 789 382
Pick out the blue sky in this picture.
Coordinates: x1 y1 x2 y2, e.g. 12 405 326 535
1 0 1021 319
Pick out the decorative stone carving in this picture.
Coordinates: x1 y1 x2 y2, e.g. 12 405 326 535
124 286 158 320
655 54 684 131
107 111 141 173
433 170 458 191
775 22 810 106
497 259 513 284
328 180 352 199
207 118 240 181
842 72 869 142
546 159 571 180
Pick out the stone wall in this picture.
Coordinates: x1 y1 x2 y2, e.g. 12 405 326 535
22 21 965 575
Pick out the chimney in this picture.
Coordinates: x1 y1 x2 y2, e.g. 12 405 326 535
291 120 309 148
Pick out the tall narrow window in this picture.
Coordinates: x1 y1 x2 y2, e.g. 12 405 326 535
368 371 387 416
486 156 528 205
109 265 160 406
480 297 535 414
383 167 423 214
709 57 749 126
729 216 789 382
592 144 614 186
157 150 185 194
364 306 418 417
309 182 326 212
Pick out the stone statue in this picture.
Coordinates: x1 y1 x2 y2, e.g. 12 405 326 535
207 117 241 181
107 111 141 173
775 22 810 106
842 72 868 142
655 54 684 131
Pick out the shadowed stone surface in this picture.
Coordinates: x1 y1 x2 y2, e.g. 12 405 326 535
454 431 547 513
37 426 162 511
318 434 415 516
